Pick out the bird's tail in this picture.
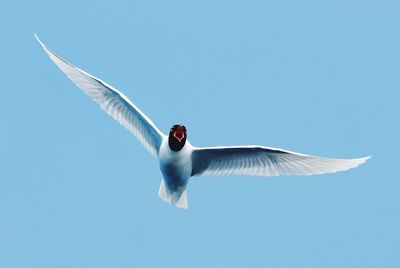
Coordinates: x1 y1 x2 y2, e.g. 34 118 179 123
158 180 188 209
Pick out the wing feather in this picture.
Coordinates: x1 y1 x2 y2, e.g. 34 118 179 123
191 145 370 177
35 34 165 158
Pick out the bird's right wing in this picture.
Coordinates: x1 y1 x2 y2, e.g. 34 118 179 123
35 34 166 158
191 145 370 177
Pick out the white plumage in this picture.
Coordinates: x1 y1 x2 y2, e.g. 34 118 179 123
191 146 369 177
35 34 165 158
35 34 370 209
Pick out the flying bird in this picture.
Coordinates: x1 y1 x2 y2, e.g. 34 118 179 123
35 34 370 209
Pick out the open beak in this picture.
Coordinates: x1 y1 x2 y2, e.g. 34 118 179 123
174 125 185 142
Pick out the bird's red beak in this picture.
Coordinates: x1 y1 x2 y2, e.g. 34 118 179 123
174 125 185 142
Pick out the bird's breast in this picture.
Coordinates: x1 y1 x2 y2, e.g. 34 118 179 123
158 139 193 190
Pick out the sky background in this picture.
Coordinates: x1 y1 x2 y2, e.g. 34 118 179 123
1 1 399 267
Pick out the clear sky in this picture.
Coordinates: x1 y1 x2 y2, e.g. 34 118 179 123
1 1 399 267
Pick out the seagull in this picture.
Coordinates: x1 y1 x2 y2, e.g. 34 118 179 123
35 34 370 209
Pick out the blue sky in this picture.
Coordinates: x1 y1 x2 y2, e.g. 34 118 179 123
1 1 399 267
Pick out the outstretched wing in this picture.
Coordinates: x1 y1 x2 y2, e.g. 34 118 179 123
35 34 165 158
191 145 369 177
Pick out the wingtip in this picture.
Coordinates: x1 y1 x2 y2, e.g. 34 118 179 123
352 155 371 168
33 33 46 50
361 155 372 162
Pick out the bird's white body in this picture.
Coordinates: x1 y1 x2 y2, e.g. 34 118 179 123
35 34 370 209
158 139 193 208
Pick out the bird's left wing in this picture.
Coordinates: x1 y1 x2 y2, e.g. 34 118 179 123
191 145 370 177
35 34 165 158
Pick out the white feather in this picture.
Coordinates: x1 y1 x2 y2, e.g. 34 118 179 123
34 34 165 158
191 145 370 177
35 34 370 209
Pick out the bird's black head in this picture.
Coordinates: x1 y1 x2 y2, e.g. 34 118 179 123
168 124 187 152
